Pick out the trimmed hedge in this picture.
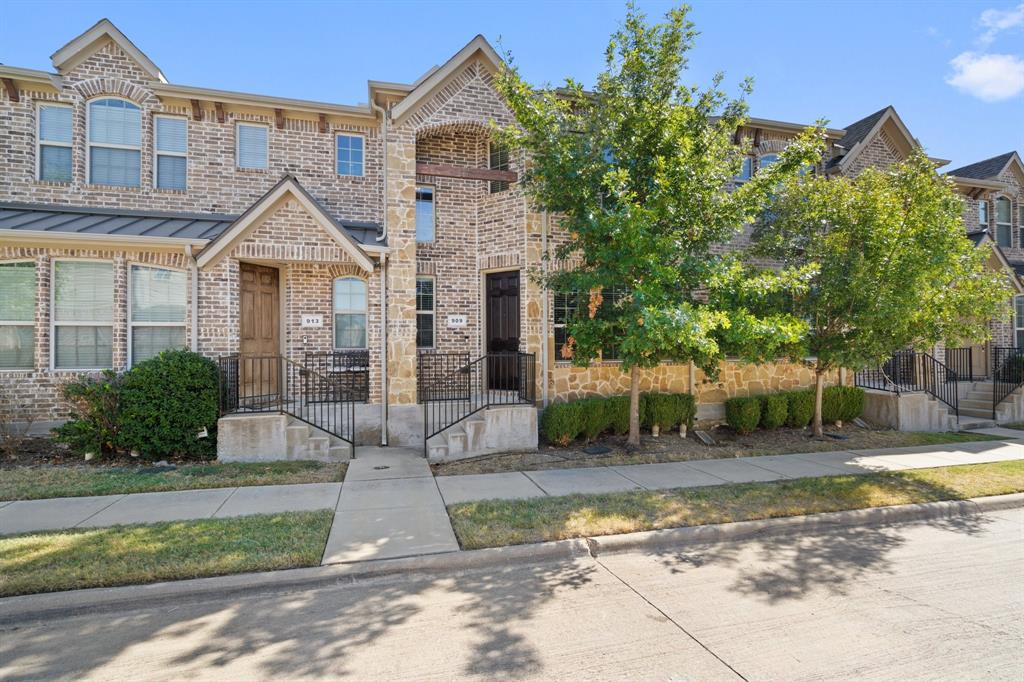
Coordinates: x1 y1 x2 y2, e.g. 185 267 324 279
725 396 761 435
580 398 610 441
786 390 815 428
542 391 697 445
542 401 584 445
605 396 631 435
822 385 865 424
759 394 789 430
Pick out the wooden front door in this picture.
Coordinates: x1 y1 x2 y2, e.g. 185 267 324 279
239 263 280 402
971 342 990 379
485 270 520 390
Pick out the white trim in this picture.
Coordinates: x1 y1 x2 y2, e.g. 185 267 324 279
1015 295 1024 349
0 229 207 249
150 82 373 118
35 102 73 183
335 132 366 177
415 184 435 243
50 258 115 371
153 114 188 190
86 97 142 188
0 260 37 371
51 19 166 82
995 195 1013 249
415 275 435 350
235 121 269 170
127 263 187 367
332 275 368 350
836 107 920 175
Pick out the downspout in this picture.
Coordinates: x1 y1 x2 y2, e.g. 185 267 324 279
371 100 389 445
185 244 198 352
541 211 550 407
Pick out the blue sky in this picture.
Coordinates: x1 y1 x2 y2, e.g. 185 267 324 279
2 0 1021 170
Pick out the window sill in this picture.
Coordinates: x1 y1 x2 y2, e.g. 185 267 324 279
335 173 368 181
87 183 142 191
153 187 188 194
236 167 268 174
33 180 72 187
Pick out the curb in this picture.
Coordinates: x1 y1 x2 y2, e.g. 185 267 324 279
2 492 1022 624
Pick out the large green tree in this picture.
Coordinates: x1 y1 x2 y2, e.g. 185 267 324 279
495 3 818 445
746 149 1013 436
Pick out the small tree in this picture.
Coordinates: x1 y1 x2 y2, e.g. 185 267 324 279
749 149 1012 436
495 3 816 446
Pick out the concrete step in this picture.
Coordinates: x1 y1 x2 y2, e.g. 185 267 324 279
959 418 998 430
961 398 993 411
447 430 467 455
329 444 353 461
960 407 995 419
427 443 448 460
285 424 310 448
306 436 331 456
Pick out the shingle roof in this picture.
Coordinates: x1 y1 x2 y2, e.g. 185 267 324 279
946 152 1016 180
966 229 989 246
0 201 383 246
835 106 890 151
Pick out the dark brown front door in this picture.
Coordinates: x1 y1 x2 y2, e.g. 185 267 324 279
486 270 520 390
239 263 280 401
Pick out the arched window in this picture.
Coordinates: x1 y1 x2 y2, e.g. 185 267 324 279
757 154 779 172
995 197 1012 248
334 277 367 349
88 98 141 187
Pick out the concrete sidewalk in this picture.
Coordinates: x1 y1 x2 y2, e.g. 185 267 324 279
434 436 1024 505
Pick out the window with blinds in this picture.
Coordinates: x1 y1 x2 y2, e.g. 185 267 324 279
416 277 435 349
236 122 268 170
553 290 578 360
88 99 141 187
130 265 187 365
996 197 1012 248
489 142 509 193
52 261 114 369
334 277 367 349
38 104 73 183
415 186 434 242
0 262 36 369
155 116 187 190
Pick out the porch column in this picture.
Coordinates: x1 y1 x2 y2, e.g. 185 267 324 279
385 127 418 406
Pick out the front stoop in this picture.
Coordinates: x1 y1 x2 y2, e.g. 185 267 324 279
427 405 538 462
218 414 352 462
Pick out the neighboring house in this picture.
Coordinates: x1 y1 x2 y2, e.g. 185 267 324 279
0 20 1019 458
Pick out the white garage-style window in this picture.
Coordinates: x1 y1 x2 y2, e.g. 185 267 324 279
154 115 187 190
130 265 187 365
0 262 36 369
416 276 435 349
334 277 367 349
37 103 73 182
88 98 141 187
336 134 364 176
52 261 114 370
995 197 1012 248
236 122 268 170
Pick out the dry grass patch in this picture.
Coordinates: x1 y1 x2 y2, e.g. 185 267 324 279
448 460 1024 550
0 510 334 597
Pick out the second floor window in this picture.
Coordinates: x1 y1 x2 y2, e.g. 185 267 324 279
416 186 435 242
735 157 752 182
336 134 364 176
489 142 510 193
996 197 1012 248
0 262 36 369
416 277 435 349
88 98 141 187
154 116 187 190
38 104 72 182
758 154 779 172
237 122 268 170
979 199 989 226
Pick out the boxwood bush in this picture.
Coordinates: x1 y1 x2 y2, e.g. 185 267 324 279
725 396 761 435
822 385 865 424
785 390 815 428
118 350 220 460
644 393 679 431
605 396 631 435
542 401 584 445
579 398 611 441
759 393 789 430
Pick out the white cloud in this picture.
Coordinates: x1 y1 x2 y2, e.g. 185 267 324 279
978 3 1024 45
946 51 1024 101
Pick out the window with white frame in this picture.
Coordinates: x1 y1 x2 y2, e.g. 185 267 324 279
416 277 434 349
0 262 36 369
553 290 578 360
154 116 187 190
979 199 989 227
336 134 364 176
735 157 752 182
38 104 72 182
130 265 186 365
1016 295 1024 348
489 142 510 193
757 154 779 172
236 122 268 170
996 197 1012 248
415 185 435 242
52 261 113 369
334 277 367 349
88 98 141 187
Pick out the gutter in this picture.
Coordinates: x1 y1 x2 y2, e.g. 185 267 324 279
185 244 199 352
370 100 389 445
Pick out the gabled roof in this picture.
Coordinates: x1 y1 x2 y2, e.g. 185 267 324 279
196 175 377 272
947 152 1021 180
828 106 926 174
390 35 503 124
835 107 890 151
51 18 166 83
968 230 1024 293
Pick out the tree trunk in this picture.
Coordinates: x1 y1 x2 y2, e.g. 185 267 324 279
813 366 825 439
628 364 641 448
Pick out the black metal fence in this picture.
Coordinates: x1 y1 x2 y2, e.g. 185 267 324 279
854 350 958 416
303 351 370 402
944 347 975 383
992 346 1024 417
218 354 355 444
419 351 536 452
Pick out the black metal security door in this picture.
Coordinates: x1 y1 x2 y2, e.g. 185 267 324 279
485 270 520 390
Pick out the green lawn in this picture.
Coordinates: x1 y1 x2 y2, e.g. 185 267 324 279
0 460 346 501
0 511 334 597
448 460 1024 550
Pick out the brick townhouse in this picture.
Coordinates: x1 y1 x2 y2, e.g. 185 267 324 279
0 20 1021 458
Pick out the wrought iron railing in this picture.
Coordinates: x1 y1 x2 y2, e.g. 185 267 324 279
944 347 975 383
303 350 370 403
992 346 1024 418
418 351 536 454
218 354 356 444
855 350 958 417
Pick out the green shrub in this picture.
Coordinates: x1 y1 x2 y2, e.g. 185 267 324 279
579 398 611 441
725 396 761 435
542 401 584 446
786 390 814 428
53 370 123 456
822 385 865 424
645 393 680 431
119 350 219 460
675 393 697 430
605 396 631 435
759 394 788 430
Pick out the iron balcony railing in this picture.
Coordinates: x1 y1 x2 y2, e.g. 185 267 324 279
991 346 1024 418
854 350 958 418
944 347 975 383
303 350 370 403
218 354 356 444
418 351 536 454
